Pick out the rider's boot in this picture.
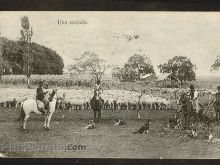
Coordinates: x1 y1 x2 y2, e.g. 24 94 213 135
38 108 46 115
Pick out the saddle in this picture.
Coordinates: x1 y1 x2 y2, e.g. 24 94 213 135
36 100 49 115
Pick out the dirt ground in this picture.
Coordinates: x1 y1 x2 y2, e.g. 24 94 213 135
0 106 220 159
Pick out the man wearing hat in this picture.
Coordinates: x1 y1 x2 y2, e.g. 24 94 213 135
189 85 199 113
213 86 220 121
36 81 49 115
93 79 103 100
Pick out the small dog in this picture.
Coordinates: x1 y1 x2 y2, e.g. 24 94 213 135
187 127 198 138
167 118 181 130
132 119 151 134
208 133 214 143
114 118 127 126
84 120 96 129
167 112 181 129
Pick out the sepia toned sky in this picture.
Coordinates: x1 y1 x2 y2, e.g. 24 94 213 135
0 11 220 76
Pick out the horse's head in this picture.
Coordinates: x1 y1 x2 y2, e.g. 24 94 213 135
48 89 58 102
177 93 189 105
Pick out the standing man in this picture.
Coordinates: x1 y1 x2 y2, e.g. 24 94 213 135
36 81 49 115
93 79 103 99
213 86 220 121
91 79 103 123
189 85 199 113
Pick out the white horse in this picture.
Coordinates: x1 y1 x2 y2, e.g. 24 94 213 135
19 89 59 132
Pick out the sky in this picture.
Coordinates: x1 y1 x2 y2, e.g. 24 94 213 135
0 11 220 76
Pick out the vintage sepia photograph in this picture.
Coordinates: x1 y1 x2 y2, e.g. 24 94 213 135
0 11 220 159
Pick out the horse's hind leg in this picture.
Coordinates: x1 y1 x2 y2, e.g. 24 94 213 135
193 113 198 126
98 110 101 123
93 110 97 122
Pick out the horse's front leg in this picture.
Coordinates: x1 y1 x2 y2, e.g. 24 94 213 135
44 114 48 128
193 113 199 126
184 113 188 129
23 114 30 131
46 113 53 129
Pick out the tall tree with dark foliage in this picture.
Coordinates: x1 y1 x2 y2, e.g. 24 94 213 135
158 56 196 85
19 16 33 85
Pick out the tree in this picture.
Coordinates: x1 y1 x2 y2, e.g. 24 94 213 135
158 56 196 85
68 51 106 81
19 16 33 85
118 53 155 81
0 37 64 75
127 53 155 78
211 55 220 71
121 64 138 81
112 66 123 81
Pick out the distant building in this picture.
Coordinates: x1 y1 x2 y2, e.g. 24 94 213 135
140 73 157 82
156 73 181 87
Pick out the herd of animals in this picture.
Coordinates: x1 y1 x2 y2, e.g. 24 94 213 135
1 86 220 144
0 87 218 111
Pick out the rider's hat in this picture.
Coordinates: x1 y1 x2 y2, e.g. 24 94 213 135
190 85 194 90
39 81 44 86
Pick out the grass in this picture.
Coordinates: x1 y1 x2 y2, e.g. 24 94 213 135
0 107 220 158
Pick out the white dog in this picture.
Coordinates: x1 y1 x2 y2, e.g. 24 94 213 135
84 120 96 129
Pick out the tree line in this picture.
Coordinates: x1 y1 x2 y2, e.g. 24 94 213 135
69 51 220 85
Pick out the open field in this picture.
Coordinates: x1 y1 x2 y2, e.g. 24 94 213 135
0 76 220 158
0 107 220 158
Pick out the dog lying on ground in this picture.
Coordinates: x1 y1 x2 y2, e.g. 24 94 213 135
132 119 151 134
84 120 96 129
114 118 127 126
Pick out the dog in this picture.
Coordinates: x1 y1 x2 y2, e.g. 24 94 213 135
84 120 96 129
208 133 214 143
187 127 198 138
114 118 127 126
167 118 181 130
132 119 151 134
167 111 181 129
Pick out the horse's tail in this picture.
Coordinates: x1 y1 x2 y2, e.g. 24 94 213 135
18 103 25 121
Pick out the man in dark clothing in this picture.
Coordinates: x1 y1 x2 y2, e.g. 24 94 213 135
36 81 49 115
213 86 220 121
188 85 199 113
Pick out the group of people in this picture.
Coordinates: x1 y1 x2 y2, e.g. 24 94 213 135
186 84 220 121
35 78 220 123
35 79 103 115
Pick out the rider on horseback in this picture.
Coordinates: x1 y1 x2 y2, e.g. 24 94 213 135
188 85 199 113
36 81 49 115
